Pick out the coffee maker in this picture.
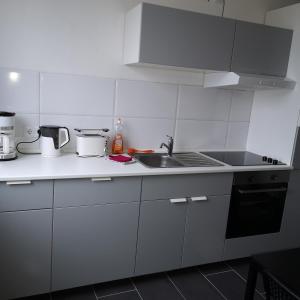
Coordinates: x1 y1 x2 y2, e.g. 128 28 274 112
0 112 17 161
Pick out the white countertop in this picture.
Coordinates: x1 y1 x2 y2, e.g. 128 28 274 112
0 153 293 182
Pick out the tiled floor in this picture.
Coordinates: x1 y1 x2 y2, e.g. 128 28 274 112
19 259 265 300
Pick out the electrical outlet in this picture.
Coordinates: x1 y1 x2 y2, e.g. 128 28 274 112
25 127 39 139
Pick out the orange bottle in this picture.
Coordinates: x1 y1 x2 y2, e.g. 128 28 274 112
112 118 124 154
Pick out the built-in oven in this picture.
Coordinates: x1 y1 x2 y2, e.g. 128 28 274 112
226 171 290 239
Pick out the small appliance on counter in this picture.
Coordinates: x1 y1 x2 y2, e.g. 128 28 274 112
75 128 109 157
0 111 17 161
40 125 70 157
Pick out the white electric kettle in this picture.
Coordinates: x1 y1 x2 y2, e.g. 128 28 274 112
39 125 70 157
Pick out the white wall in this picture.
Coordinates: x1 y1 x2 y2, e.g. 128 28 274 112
247 4 300 164
0 0 279 86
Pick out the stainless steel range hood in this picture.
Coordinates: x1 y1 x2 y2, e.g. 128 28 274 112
203 72 296 91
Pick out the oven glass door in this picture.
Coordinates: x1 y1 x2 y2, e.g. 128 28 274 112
226 183 287 239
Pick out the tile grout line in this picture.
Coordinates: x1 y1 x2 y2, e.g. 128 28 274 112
92 285 99 300
202 274 228 300
226 262 266 298
130 278 144 300
197 268 228 300
202 269 234 277
172 84 180 141
165 273 187 300
97 289 137 299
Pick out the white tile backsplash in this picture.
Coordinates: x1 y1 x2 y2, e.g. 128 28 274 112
122 117 175 149
175 120 228 150
229 90 254 122
40 114 113 152
0 69 39 113
115 80 178 118
40 73 115 116
178 86 232 121
226 122 250 149
0 68 254 152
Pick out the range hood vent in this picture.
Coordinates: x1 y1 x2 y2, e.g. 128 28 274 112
203 72 296 91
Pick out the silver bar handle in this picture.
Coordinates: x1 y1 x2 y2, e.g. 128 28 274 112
191 196 208 202
238 187 287 194
170 198 187 204
91 177 112 182
6 181 32 185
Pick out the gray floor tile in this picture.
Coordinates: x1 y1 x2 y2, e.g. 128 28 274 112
94 279 134 298
198 262 231 275
208 270 264 300
168 267 224 300
100 291 141 300
133 273 183 300
228 259 265 293
52 286 96 300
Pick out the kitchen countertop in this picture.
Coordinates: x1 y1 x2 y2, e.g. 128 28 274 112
0 153 293 182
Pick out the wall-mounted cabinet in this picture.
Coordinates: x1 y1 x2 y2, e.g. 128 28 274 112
124 3 293 78
124 3 236 72
231 21 293 77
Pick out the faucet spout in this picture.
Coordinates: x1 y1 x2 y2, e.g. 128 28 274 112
160 136 174 156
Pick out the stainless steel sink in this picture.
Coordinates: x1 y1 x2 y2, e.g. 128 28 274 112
134 152 223 168
135 153 184 168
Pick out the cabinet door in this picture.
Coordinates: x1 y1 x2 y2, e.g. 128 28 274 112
282 170 300 248
135 199 187 275
182 196 230 267
52 203 139 291
138 3 235 71
231 21 293 76
0 210 52 299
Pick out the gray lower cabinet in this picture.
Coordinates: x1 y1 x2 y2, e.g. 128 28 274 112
135 173 233 275
135 199 187 275
0 209 52 300
54 177 141 207
52 202 139 291
182 195 230 267
0 180 53 212
223 233 285 260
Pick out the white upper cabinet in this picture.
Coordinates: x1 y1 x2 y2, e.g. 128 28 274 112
124 3 236 72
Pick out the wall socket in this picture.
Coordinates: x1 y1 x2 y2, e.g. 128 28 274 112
25 127 40 139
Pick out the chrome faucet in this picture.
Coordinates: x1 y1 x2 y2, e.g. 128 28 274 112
160 135 174 156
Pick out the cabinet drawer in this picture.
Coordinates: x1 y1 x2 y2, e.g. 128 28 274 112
54 177 142 207
141 173 233 201
0 180 53 212
224 233 286 260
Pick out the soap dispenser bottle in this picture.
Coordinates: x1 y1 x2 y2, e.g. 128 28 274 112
112 118 124 154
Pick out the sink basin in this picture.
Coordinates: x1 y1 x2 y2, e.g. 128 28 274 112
134 152 223 168
135 153 184 168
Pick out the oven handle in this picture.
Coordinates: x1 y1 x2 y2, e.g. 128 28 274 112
238 187 287 194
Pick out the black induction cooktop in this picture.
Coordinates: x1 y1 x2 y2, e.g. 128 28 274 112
201 151 285 166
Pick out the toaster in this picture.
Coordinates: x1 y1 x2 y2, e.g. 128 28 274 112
75 129 109 157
